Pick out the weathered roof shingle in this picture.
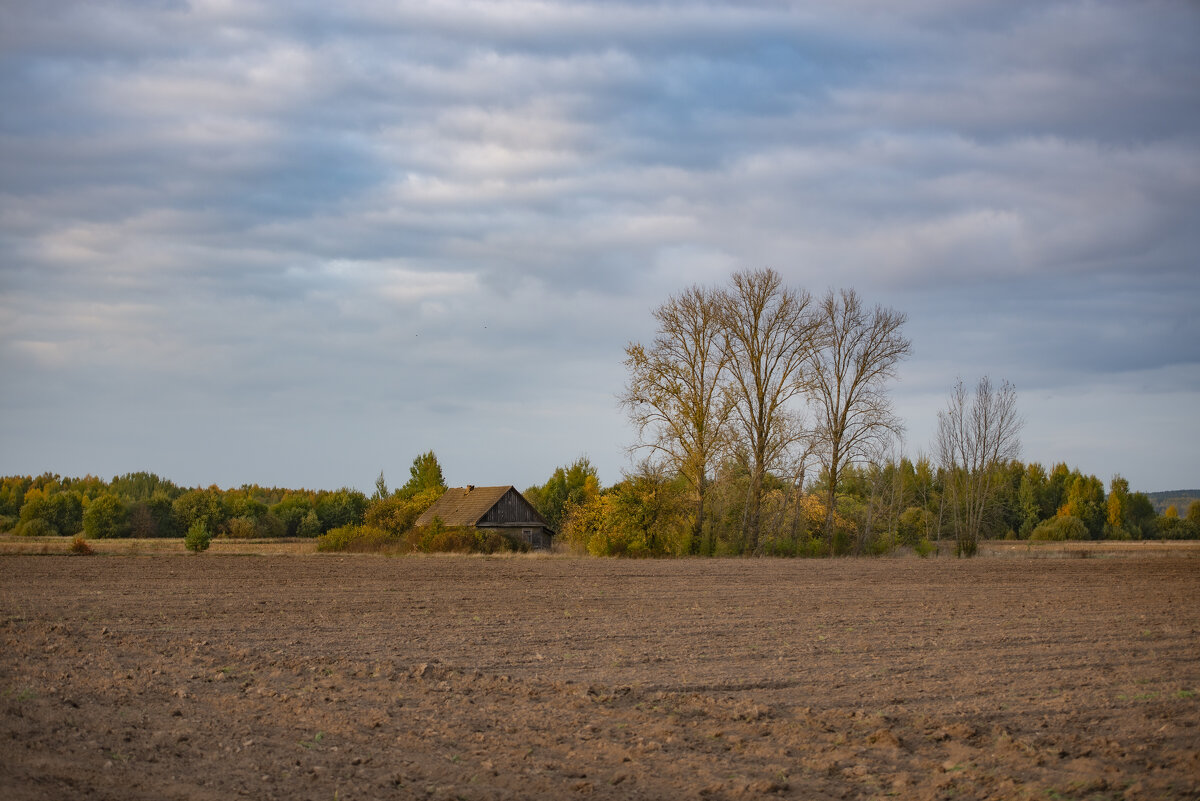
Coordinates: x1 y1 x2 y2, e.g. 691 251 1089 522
414 486 516 528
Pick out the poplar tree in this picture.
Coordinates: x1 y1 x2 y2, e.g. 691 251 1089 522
718 269 820 552
807 289 910 553
622 284 732 547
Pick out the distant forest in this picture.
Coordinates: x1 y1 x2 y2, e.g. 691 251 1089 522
1146 490 1200 516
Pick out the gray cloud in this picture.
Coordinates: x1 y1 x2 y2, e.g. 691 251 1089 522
2 0 1197 492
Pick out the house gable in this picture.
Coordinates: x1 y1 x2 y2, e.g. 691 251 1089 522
477 487 551 529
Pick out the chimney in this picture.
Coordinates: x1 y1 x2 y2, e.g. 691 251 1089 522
465 485 474 494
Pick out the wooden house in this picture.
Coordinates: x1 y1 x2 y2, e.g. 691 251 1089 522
414 485 554 550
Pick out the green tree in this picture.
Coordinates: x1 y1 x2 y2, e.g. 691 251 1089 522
30 472 63 493
17 488 51 534
20 490 84 536
1045 462 1071 517
315 488 368 532
400 451 447 498
49 492 84 536
1059 473 1105 539
526 457 600 534
897 506 930 547
0 476 32 517
373 470 389 502
172 487 228 536
82 493 128 539
184 521 211 552
297 509 323 538
271 493 315 537
604 462 691 556
1125 492 1157 539
225 490 268 521
147 491 177 536
110 472 181 502
1157 506 1183 539
1017 462 1048 537
65 475 107 501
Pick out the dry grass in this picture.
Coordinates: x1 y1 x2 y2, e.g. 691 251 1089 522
0 536 319 555
2 534 1197 558
980 539 1200 558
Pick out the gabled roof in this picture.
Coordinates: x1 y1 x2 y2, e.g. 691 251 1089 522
415 485 544 528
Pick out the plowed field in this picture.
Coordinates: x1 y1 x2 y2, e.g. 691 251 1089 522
2 554 1198 800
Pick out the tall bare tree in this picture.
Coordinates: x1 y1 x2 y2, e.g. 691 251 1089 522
621 284 732 549
719 268 820 552
935 376 1023 556
807 289 911 552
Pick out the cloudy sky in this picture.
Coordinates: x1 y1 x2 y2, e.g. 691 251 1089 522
2 0 1197 495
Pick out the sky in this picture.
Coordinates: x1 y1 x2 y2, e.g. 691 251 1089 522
1 0 1198 496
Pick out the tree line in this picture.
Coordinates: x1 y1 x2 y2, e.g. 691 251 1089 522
0 452 450 545
4 450 1195 556
528 454 1200 557
3 271 1195 556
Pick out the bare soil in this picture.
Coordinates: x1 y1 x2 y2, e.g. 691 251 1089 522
2 554 1198 800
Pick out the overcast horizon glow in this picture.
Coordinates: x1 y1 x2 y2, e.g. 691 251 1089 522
2 1 1197 495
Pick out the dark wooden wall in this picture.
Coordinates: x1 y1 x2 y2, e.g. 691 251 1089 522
479 489 544 526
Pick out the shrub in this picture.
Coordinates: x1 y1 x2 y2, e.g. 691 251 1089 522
316 520 527 555
69 535 94 555
897 506 930 547
316 525 395 553
866 535 895 556
225 516 258 539
364 489 441 536
17 518 56 537
1155 516 1198 540
184 521 211 552
1030 515 1088 541
913 538 937 558
426 525 478 553
1104 524 1132 541
474 529 527 554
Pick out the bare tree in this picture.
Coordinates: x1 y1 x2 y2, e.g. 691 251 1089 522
935 376 1023 556
621 284 732 550
719 268 820 552
807 289 911 553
